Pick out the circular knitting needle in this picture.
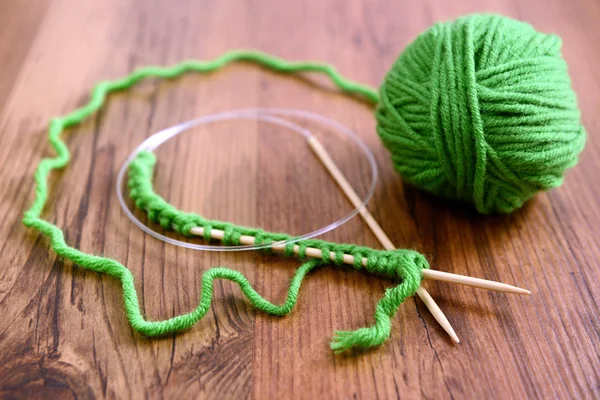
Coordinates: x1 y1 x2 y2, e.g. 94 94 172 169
188 136 530 343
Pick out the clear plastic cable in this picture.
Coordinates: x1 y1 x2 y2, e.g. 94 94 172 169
116 108 378 251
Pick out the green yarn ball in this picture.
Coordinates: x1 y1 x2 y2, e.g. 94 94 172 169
376 14 586 213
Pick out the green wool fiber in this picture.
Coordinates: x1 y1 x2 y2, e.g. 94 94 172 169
377 14 586 213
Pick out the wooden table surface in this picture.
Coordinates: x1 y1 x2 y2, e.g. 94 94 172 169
1 0 599 398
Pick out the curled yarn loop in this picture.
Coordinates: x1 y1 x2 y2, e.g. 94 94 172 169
377 14 586 213
23 49 427 353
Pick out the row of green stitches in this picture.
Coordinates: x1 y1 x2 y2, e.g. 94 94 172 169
128 150 430 352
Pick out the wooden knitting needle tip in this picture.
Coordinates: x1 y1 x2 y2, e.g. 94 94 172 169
422 269 530 295
416 287 460 343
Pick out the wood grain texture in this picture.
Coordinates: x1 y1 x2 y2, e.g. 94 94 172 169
0 0 599 398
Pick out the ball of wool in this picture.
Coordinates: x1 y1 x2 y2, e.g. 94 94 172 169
376 14 586 213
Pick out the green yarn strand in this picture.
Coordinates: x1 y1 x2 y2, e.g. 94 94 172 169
22 49 427 352
25 209 324 336
126 261 324 336
27 50 380 225
331 257 422 352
